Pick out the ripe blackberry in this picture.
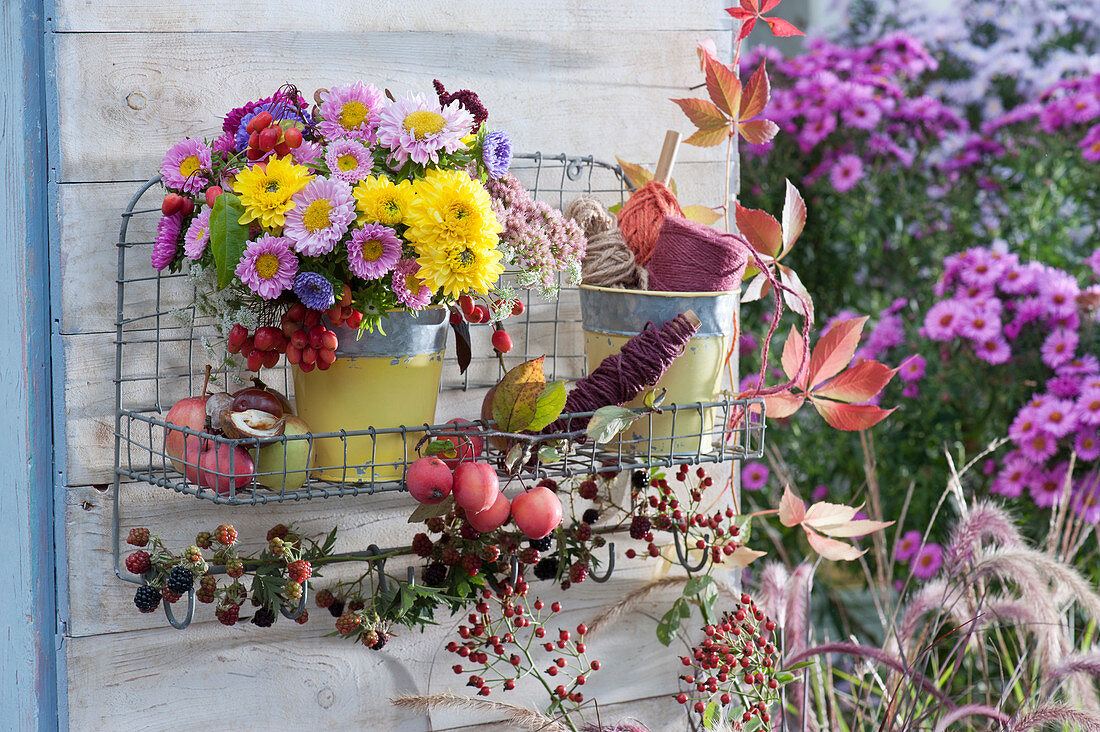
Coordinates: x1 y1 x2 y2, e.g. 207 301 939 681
631 470 647 489
216 604 240 626
534 557 558 581
126 528 150 547
335 611 361 635
578 480 599 500
214 524 238 547
371 632 388 651
286 560 312 583
167 565 194 594
462 554 482 576
266 524 289 542
441 548 462 566
133 585 160 613
251 607 276 628
194 531 213 549
423 562 448 587
315 588 335 609
582 508 600 525
125 550 151 575
226 558 245 578
518 547 540 565
328 599 345 618
569 561 589 584
529 536 552 552
481 545 500 563
411 533 434 558
576 524 593 542
294 610 310 625
630 515 652 540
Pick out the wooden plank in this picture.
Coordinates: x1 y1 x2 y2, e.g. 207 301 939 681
54 29 730 194
55 0 729 34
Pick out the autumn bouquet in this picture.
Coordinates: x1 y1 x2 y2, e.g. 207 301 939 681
151 81 584 372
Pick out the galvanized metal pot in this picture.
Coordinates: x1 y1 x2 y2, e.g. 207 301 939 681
292 308 448 481
579 284 738 455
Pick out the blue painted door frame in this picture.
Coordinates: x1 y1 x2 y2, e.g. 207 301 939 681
1 0 62 729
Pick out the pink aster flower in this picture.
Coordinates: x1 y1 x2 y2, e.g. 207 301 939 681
283 177 356 256
324 139 373 184
741 461 769 491
899 354 926 382
160 138 211 195
1075 431 1099 461
317 81 386 142
1036 399 1077 438
375 92 473 166
234 234 298 300
1077 386 1100 426
183 209 211 259
392 258 433 310
1019 430 1059 465
829 153 865 192
924 299 971 340
1041 328 1078 369
912 543 943 579
1029 464 1068 508
975 337 1011 365
151 213 183 271
347 224 402 280
895 530 922 562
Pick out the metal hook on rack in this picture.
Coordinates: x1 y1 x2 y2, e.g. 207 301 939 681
590 541 616 583
164 588 196 630
280 582 309 620
672 530 710 573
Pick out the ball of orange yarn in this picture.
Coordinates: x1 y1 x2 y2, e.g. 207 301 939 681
617 181 683 266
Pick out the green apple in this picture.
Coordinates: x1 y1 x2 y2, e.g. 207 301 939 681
253 415 314 491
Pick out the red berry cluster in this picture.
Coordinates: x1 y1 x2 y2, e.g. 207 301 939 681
281 303 340 373
675 593 782 728
244 111 305 161
227 323 285 372
445 578 600 716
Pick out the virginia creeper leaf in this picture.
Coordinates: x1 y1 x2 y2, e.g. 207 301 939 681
738 118 780 145
492 357 547 432
704 54 742 117
740 61 771 120
807 317 868 389
810 400 896 431
209 193 249 290
812 360 898 403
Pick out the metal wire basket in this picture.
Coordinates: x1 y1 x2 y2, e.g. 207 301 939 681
113 153 765 506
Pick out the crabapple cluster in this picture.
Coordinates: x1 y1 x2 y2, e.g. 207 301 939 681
445 577 600 716
675 593 782 729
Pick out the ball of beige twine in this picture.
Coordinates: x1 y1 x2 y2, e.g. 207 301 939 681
565 196 648 290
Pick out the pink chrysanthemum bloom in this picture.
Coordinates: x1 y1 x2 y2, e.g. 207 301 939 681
1074 430 1099 461
283 177 356 256
829 153 864 192
923 299 970 340
975 337 1010 365
317 81 386 142
234 234 298 300
151 213 183 271
992 456 1030 498
347 224 402 280
291 140 324 166
741 461 769 491
183 209 211 260
895 530 922 562
160 138 212 194
1041 328 1078 369
1019 430 1058 464
899 354 926 382
1029 464 1068 508
324 139 374 184
1076 386 1100 426
1036 399 1077 438
911 543 943 579
392 258 434 310
375 92 473 166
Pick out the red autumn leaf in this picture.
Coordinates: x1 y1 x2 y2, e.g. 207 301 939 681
761 390 805 419
704 54 742 118
740 61 771 120
780 180 806 256
738 118 780 145
735 204 782 258
780 324 807 389
812 360 898 403
807 316 868 390
671 97 728 131
684 125 732 147
810 400 897 432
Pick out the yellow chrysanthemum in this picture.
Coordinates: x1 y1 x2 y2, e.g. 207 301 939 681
352 175 416 227
416 240 505 297
233 156 312 229
403 168 502 251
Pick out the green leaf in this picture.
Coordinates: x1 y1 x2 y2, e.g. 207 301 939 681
683 574 715 597
208 193 249 290
492 357 547 433
527 381 567 431
586 405 642 444
656 599 685 646
407 494 454 523
424 440 458 459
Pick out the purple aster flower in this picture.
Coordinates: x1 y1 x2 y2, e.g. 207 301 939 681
912 543 943 579
293 271 335 311
975 337 1011 365
481 130 512 179
741 461 770 491
900 354 926 382
235 235 298 300
392 258 433 310
376 92 473 167
160 138 211 194
1041 328 1078 369
1036 399 1077 438
324 139 373 184
284 177 356 256
895 530 922 562
1075 431 1099 461
1019 430 1058 464
992 456 1030 498
151 213 183 271
317 82 385 142
924 299 971 340
347 224 402 280
183 209 211 260
1030 464 1068 508
1077 386 1100 426
829 154 864 192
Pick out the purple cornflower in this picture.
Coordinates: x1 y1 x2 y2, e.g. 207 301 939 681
912 543 943 579
741 462 770 491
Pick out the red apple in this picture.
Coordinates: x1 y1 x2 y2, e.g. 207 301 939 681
452 462 498 514
511 486 563 540
183 437 253 495
440 418 485 468
406 456 453 504
164 395 208 473
468 490 510 532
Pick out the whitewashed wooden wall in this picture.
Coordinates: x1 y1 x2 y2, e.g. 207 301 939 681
54 3 736 729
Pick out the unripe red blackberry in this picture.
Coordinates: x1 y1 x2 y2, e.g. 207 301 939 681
578 480 599 500
629 515 652 540
127 528 150 547
411 533 434 557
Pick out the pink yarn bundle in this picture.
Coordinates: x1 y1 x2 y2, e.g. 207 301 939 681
646 216 748 292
